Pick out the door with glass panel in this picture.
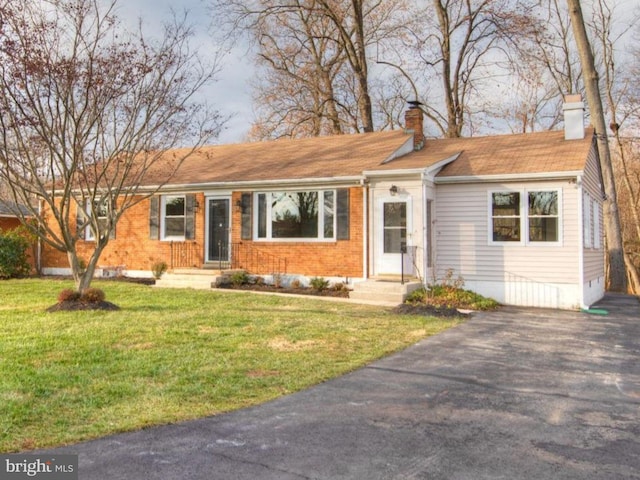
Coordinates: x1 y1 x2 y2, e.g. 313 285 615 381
376 200 408 274
207 198 230 262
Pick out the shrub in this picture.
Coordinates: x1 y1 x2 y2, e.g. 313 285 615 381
310 277 330 291
81 288 106 304
405 287 427 304
151 261 168 279
273 273 283 288
332 282 348 292
229 271 249 286
290 279 302 289
0 230 30 279
58 289 81 303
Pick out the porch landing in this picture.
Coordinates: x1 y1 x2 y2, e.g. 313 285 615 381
154 270 423 305
350 278 423 305
153 268 227 290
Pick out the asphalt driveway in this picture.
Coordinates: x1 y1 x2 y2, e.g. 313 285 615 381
41 294 640 479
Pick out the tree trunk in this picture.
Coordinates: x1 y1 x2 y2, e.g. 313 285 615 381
567 0 627 292
624 253 639 295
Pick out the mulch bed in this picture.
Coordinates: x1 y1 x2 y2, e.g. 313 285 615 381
392 303 468 318
218 283 350 298
46 300 121 312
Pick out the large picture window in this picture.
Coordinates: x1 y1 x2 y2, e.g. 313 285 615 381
491 189 560 244
256 190 335 240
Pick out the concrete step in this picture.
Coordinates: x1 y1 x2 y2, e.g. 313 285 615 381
350 280 423 304
154 272 220 290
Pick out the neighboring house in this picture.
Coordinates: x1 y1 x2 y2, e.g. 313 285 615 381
0 200 30 232
41 96 605 309
0 200 37 272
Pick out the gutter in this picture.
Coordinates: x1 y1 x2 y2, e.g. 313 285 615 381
435 171 584 184
136 175 367 194
576 174 587 309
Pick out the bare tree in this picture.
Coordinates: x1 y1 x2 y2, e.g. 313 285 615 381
567 0 627 292
589 0 640 292
379 0 533 138
247 1 348 139
493 0 582 133
212 0 407 138
0 0 226 293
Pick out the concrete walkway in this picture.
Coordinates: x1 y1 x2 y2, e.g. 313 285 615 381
41 294 640 479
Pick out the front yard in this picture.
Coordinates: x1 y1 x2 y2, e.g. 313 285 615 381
0 279 463 452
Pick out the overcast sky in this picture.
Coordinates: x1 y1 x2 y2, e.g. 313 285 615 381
121 0 255 145
121 0 640 145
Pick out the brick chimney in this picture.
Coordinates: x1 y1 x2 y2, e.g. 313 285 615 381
405 101 425 150
563 94 585 140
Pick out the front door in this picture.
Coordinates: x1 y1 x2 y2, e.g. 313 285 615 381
375 200 408 274
207 198 230 262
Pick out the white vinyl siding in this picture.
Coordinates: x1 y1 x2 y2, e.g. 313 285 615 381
436 181 579 286
581 146 605 283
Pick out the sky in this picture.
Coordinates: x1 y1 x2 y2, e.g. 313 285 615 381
121 0 255 145
121 0 640 145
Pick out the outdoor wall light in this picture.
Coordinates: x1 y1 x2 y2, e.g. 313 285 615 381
389 185 398 196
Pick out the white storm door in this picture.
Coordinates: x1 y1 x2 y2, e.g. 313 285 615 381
375 200 408 274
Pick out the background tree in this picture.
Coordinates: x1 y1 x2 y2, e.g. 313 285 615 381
567 0 626 292
589 0 640 292
492 0 582 133
376 0 535 138
0 0 225 293
212 0 407 138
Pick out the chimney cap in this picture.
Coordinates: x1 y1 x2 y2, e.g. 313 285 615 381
407 100 423 109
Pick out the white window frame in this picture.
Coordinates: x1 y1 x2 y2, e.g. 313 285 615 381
592 197 601 249
254 190 337 242
489 190 522 243
161 195 186 241
84 198 110 241
583 192 592 248
488 188 562 246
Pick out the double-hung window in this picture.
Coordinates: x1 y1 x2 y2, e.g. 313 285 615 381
528 191 558 242
255 190 335 240
490 189 560 244
491 192 521 242
162 195 186 240
83 198 111 241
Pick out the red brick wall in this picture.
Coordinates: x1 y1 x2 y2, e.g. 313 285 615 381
0 217 22 231
41 188 365 279
41 195 206 272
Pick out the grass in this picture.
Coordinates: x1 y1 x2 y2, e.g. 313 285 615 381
0 278 463 452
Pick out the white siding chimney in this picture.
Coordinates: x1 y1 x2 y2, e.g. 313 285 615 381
563 94 585 140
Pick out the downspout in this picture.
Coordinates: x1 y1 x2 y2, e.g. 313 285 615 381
361 178 369 280
577 174 586 308
421 173 428 287
37 198 43 274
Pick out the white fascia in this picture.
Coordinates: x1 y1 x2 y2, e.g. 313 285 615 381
364 153 461 181
435 171 584 184
139 176 366 194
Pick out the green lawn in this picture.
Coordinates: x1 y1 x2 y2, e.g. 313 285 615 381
0 279 462 452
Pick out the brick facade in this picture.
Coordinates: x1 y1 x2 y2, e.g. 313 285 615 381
42 187 365 279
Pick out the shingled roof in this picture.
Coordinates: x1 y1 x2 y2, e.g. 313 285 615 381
0 200 31 217
140 127 595 188
150 130 414 186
